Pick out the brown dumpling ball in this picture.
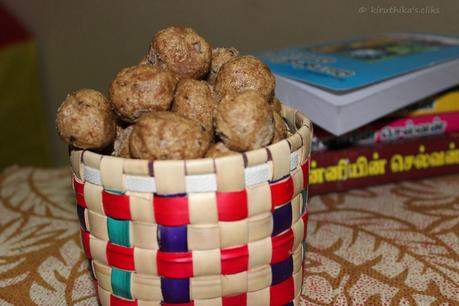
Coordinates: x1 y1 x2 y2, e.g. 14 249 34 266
206 142 238 158
112 125 134 158
216 90 274 152
147 26 211 80
109 64 176 122
215 55 276 101
56 89 116 150
271 96 283 114
129 112 210 160
138 56 151 66
207 47 239 85
272 111 288 144
172 79 216 138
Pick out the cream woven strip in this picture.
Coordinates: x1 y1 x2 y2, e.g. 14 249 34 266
83 150 302 193
95 272 303 306
185 173 218 193
84 192 304 250
84 166 102 186
91 245 303 301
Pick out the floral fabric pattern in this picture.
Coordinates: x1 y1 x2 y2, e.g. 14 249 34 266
0 166 457 305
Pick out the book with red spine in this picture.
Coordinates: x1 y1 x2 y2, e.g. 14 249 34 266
309 132 459 195
311 88 459 151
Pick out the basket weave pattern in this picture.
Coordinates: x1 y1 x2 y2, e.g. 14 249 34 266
70 106 312 306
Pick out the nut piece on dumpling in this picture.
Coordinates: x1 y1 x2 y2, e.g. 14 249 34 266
109 65 176 122
216 90 274 152
112 125 134 158
206 142 238 158
147 26 211 80
208 47 239 85
56 89 116 150
215 55 275 101
172 79 216 138
129 112 211 160
271 111 288 144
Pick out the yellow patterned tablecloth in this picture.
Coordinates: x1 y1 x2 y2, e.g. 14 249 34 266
0 166 458 305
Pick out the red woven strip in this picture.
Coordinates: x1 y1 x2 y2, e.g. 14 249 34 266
157 251 193 278
80 228 91 259
222 293 247 306
271 229 294 264
301 160 309 187
216 191 248 221
271 177 294 209
302 212 309 240
102 191 131 220
269 277 294 306
73 179 86 208
154 196 189 226
220 245 249 275
110 294 138 306
106 243 135 271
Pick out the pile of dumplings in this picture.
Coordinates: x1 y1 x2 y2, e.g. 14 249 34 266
56 26 288 160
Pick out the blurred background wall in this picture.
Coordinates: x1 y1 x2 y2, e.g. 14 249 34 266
1 0 459 166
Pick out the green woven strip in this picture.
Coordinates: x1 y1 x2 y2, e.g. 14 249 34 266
301 188 309 214
111 267 132 299
107 217 130 247
106 189 124 195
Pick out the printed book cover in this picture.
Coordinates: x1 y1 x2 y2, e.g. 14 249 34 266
308 132 459 195
265 33 459 136
260 33 459 91
311 88 459 151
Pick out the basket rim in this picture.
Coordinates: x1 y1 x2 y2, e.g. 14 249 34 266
69 105 312 164
69 105 312 194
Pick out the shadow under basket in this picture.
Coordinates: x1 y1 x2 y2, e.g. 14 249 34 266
70 105 313 306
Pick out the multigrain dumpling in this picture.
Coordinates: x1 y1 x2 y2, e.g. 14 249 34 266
215 55 276 101
208 47 239 85
216 90 274 152
172 79 216 138
147 26 211 80
56 89 116 150
109 65 176 122
129 112 210 160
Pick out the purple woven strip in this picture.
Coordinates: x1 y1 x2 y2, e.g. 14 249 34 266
158 225 188 252
77 205 87 232
161 277 190 303
271 255 293 285
87 260 95 280
272 202 292 236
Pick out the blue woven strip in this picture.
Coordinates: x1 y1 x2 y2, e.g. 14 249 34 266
111 267 132 299
272 202 293 236
158 225 188 252
271 255 293 285
107 217 130 247
161 277 190 303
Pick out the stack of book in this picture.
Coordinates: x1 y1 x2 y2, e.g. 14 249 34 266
259 33 459 194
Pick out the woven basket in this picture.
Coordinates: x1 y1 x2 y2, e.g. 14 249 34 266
70 105 312 306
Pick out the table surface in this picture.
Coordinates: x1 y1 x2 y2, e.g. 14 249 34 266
0 166 458 305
